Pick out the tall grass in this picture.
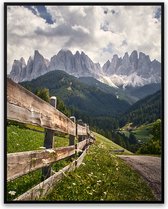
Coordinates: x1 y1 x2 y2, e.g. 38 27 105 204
6 125 155 201
43 133 155 201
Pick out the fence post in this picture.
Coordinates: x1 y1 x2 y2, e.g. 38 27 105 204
41 96 57 181
78 119 84 142
69 116 76 146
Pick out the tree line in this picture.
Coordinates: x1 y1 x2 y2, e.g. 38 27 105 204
31 87 162 155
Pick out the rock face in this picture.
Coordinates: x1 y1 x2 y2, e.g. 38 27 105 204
9 57 26 83
9 50 49 82
102 50 161 87
48 49 102 78
9 49 161 87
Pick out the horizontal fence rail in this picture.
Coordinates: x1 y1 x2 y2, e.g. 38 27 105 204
7 78 87 136
76 139 89 152
7 146 75 181
14 161 76 201
14 146 90 201
6 78 95 201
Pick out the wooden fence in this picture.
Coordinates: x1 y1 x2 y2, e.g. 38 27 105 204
7 78 95 201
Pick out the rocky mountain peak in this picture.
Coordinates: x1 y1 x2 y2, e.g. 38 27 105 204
81 51 86 56
130 50 138 61
75 51 80 56
34 49 40 56
139 52 146 60
20 57 26 64
123 52 129 59
102 50 161 87
130 50 138 69
9 49 161 88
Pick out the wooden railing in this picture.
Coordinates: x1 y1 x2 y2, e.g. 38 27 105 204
7 78 95 200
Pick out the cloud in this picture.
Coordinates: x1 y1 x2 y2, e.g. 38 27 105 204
24 6 54 24
7 5 161 73
72 25 90 34
97 6 161 60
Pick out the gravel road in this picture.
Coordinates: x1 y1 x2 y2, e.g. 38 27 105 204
118 155 162 201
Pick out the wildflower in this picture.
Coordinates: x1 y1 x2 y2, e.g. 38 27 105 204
72 183 76 186
116 167 119 171
82 162 86 165
116 162 119 166
76 174 81 179
8 191 16 196
97 180 102 183
16 143 19 146
88 172 93 177
12 132 18 135
104 192 107 195
39 146 46 149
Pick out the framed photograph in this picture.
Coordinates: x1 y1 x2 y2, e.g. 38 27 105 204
4 2 164 203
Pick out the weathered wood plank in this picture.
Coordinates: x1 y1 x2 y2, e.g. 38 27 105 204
90 133 95 139
76 139 88 152
7 78 76 135
7 146 75 181
77 124 87 136
14 161 76 201
75 147 88 168
14 144 90 201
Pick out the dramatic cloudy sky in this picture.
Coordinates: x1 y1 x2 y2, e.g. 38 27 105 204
7 5 161 73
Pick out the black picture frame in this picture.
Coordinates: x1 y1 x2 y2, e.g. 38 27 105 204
4 2 164 204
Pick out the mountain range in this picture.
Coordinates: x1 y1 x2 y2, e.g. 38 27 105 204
21 70 131 117
9 49 161 88
20 70 161 137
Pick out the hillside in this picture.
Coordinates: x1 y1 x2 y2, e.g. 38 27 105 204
119 90 161 127
43 132 155 201
79 77 161 104
7 123 155 201
79 77 136 104
124 83 161 101
21 70 130 117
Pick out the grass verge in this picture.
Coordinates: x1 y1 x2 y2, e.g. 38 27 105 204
42 132 155 201
6 125 155 201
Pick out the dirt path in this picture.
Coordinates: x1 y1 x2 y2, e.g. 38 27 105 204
118 155 162 201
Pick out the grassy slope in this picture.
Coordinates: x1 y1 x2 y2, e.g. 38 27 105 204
7 125 155 201
43 132 155 201
7 125 70 200
119 122 154 143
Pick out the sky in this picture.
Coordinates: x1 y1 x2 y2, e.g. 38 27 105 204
7 4 162 73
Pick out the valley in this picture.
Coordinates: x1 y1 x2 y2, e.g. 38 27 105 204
20 68 162 155
6 3 163 203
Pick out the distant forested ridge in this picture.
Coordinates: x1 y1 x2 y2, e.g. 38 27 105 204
21 70 130 117
20 71 162 154
119 90 161 127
